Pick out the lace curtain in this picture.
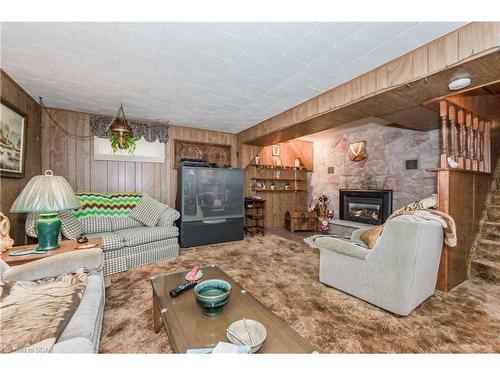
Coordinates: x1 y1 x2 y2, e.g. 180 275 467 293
89 115 169 143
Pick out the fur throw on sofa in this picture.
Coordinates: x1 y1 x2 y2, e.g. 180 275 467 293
0 268 87 353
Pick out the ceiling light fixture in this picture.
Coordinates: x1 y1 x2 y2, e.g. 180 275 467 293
448 76 471 91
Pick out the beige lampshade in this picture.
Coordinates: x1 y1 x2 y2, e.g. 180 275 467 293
10 170 80 213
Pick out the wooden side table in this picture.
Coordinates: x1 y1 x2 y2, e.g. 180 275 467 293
1 238 102 267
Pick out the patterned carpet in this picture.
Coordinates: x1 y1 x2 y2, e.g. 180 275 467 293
100 235 500 353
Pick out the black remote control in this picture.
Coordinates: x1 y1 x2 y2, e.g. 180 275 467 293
77 236 88 244
169 280 198 298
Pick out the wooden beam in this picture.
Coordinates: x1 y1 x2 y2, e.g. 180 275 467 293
237 22 500 146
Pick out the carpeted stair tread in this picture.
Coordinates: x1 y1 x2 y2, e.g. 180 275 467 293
475 239 500 262
470 258 500 284
482 222 500 241
487 205 500 221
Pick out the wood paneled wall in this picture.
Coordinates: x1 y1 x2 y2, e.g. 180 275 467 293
41 108 237 208
435 169 492 291
0 69 42 244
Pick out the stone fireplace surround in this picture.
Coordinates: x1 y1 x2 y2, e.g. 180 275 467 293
308 123 440 217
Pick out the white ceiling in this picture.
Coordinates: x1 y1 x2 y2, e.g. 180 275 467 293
0 22 466 133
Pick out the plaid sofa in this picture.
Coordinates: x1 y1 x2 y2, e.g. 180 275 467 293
26 193 180 276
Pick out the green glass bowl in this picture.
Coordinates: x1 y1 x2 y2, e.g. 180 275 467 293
194 279 232 316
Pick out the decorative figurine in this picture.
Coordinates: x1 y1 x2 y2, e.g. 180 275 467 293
327 209 335 221
254 155 260 165
0 212 14 253
318 194 329 219
294 158 301 168
320 218 330 234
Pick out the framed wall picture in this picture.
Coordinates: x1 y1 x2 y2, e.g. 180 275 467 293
0 99 27 178
272 144 280 156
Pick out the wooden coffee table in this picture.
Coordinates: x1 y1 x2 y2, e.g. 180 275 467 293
151 265 317 353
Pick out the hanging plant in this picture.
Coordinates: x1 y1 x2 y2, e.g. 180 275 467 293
107 104 136 154
110 133 136 154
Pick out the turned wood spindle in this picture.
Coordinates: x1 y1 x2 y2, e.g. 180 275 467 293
472 116 479 171
439 101 449 168
465 112 472 170
448 105 457 161
485 121 491 172
478 119 485 172
457 109 465 169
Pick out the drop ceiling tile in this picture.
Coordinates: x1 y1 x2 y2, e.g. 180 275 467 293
161 29 207 59
168 22 217 41
231 54 269 77
311 22 367 45
71 26 118 56
401 22 467 46
119 50 156 72
217 70 253 88
299 56 342 81
285 33 332 64
245 31 293 62
237 84 268 98
78 47 120 71
118 25 162 58
215 22 267 41
119 22 166 38
194 52 233 75
77 22 117 36
264 55 305 78
277 73 318 92
325 34 371 64
250 72 283 90
205 29 250 61
354 22 419 49
264 22 317 43
184 69 218 87
330 57 378 80
309 72 345 91
156 52 197 74
364 36 415 65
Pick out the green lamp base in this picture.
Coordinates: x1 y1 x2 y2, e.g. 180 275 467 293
36 212 61 251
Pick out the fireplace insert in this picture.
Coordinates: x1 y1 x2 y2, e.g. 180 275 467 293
339 189 393 225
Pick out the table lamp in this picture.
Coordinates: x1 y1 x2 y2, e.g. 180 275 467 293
10 169 80 252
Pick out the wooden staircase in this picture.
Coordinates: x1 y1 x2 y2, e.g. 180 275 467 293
470 160 500 284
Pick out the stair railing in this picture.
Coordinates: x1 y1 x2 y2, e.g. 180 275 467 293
439 100 492 173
